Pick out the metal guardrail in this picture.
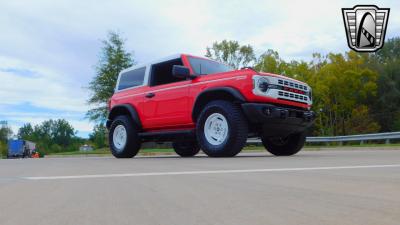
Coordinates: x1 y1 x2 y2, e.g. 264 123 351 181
247 132 400 144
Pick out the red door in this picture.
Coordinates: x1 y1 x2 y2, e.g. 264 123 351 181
141 80 193 130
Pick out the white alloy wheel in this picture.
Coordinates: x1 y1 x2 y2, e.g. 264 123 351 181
204 113 229 145
113 125 127 151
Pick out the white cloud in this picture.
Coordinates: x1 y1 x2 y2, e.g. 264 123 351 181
0 56 89 113
1 110 94 135
7 117 93 136
0 55 92 136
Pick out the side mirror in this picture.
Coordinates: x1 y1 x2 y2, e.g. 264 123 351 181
172 65 195 79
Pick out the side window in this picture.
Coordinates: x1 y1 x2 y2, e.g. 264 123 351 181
150 58 185 86
118 67 146 91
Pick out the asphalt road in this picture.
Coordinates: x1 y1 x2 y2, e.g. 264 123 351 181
1 149 400 225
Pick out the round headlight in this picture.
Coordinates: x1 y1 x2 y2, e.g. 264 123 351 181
257 77 269 92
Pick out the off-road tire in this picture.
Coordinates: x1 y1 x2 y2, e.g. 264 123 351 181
172 141 200 157
109 115 141 158
196 100 248 157
261 132 306 156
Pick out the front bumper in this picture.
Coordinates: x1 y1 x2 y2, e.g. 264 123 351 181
241 103 316 135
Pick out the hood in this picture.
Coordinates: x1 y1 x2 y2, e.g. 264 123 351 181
257 72 307 85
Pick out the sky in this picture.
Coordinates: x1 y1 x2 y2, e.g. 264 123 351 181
0 0 399 137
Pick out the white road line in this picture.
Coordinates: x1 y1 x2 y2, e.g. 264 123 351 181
22 164 400 181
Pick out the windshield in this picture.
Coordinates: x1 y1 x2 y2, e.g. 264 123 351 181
188 56 233 75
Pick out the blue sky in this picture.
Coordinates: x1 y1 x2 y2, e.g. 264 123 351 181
0 0 399 137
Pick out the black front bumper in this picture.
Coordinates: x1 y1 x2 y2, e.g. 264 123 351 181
241 103 316 135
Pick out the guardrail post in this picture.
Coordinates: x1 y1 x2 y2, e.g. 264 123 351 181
386 139 390 144
360 140 364 145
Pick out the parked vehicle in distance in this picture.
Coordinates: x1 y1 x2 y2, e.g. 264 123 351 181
79 144 94 152
107 54 315 158
7 139 36 158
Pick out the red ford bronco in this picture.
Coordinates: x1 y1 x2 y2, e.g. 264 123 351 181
107 54 315 158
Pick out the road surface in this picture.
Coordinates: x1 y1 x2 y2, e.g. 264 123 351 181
1 149 400 225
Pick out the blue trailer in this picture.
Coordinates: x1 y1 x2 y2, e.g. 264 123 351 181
7 140 35 158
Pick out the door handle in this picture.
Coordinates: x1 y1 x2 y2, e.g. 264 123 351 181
145 93 155 98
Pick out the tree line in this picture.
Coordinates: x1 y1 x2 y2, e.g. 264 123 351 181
0 119 107 156
17 120 108 154
18 119 83 154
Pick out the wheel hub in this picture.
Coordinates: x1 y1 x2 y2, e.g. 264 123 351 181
113 125 127 151
204 113 228 145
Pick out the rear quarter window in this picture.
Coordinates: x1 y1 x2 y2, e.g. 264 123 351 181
117 67 146 91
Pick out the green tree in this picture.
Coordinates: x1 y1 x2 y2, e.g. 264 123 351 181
32 119 76 147
87 31 135 122
18 119 79 153
18 123 34 140
0 141 7 158
344 105 380 134
0 121 13 143
0 121 13 158
366 38 400 131
255 49 287 74
311 52 379 135
205 40 256 69
89 123 108 149
49 119 76 147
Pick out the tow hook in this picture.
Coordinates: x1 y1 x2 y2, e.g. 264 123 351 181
280 109 288 119
303 112 316 122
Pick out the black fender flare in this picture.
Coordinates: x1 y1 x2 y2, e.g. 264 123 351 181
192 87 246 121
107 104 142 130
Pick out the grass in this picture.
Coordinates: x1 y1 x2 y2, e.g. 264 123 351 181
44 143 400 157
304 143 400 148
49 149 111 156
48 148 176 156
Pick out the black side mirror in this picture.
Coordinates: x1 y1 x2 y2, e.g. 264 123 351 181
172 65 195 79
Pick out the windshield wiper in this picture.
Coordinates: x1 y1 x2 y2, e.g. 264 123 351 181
240 66 257 71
